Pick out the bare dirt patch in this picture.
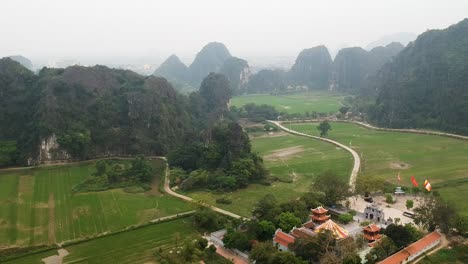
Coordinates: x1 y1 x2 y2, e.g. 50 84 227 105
389 161 412 170
41 248 69 264
252 131 288 139
264 146 305 161
48 193 56 245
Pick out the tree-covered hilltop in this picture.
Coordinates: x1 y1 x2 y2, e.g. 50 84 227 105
369 18 468 134
288 45 333 90
0 60 237 166
332 42 404 92
247 69 287 94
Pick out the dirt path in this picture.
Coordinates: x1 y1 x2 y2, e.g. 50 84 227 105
48 193 56 245
41 248 69 264
161 157 245 220
267 120 361 192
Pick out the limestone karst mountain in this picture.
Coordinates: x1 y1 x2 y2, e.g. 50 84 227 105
288 45 333 90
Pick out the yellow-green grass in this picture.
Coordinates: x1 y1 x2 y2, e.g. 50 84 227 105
184 133 353 217
5 218 198 264
289 122 468 215
0 159 194 248
231 91 346 114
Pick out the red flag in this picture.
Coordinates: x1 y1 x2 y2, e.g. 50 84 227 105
397 172 401 182
411 176 419 187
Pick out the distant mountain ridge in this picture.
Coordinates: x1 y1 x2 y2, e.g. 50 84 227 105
153 43 226 85
155 41 404 95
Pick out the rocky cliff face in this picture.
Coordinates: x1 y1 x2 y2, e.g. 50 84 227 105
219 57 251 95
288 45 333 89
38 134 70 163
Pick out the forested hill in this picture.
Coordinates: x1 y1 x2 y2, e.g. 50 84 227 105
370 18 468 134
332 42 404 92
288 45 333 89
0 59 232 166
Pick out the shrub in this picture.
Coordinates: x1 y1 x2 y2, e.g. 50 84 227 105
338 213 353 224
216 197 233 204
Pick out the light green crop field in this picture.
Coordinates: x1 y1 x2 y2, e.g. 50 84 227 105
289 122 468 215
185 132 353 216
231 91 346 114
0 159 194 248
5 218 197 264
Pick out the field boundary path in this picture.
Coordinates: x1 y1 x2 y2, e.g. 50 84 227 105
161 157 245 220
267 120 361 192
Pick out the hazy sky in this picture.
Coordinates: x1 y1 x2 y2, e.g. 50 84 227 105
1 0 467 65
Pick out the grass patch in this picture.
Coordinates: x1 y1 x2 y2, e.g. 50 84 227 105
185 132 353 217
0 159 194 248
289 122 468 216
232 91 346 114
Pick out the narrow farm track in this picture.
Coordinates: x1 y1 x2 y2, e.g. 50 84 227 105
161 157 245 220
267 120 361 192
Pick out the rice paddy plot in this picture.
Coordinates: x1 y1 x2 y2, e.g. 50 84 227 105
231 91 347 114
0 159 194 248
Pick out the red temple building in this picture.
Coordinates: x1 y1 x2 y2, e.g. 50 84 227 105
310 206 330 224
362 223 382 242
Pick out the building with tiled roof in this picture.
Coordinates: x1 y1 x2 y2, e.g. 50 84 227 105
363 224 382 242
314 219 349 240
303 220 315 230
273 229 296 251
378 231 441 264
290 226 316 240
310 206 330 224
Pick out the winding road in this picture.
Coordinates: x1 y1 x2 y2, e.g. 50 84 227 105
267 120 361 192
161 157 245 220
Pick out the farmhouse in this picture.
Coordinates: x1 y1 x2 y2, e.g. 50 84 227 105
378 231 442 264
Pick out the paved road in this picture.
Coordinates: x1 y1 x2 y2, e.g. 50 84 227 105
161 158 245 220
267 120 361 192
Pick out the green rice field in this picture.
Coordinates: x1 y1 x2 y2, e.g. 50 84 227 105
5 217 197 264
289 122 468 215
185 132 353 216
231 91 346 114
0 159 194 248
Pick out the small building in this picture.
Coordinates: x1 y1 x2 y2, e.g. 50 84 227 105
210 229 227 246
273 229 295 252
310 206 330 224
378 231 442 264
364 203 385 223
362 224 382 243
